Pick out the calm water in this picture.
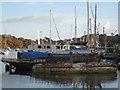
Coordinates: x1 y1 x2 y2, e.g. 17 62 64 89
0 49 119 89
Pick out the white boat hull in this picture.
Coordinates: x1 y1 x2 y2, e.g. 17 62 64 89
1 50 9 55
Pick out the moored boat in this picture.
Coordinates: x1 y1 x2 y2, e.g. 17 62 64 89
15 48 20 51
17 43 105 60
1 47 11 55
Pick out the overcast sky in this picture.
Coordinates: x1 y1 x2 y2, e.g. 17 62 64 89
0 0 118 40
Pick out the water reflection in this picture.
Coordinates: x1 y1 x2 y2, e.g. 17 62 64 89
32 73 117 88
118 71 120 89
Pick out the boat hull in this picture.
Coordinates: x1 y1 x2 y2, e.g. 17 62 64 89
1 50 9 55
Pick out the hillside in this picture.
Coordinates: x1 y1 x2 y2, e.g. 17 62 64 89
0 34 120 49
0 34 37 49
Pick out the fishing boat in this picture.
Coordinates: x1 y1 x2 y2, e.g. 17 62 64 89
21 43 96 59
28 44 94 54
21 4 105 59
22 2 106 60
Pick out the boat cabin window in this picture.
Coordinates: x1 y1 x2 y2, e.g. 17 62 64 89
63 46 66 49
44 46 46 48
38 45 41 48
41 46 45 48
47 46 50 49
56 46 60 49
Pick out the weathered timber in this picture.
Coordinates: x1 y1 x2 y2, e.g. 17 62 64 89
33 62 117 74
1 58 46 72
1 53 120 73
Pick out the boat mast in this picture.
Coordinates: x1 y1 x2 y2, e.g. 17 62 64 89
49 9 52 44
75 6 77 43
89 18 92 47
94 4 97 53
38 31 40 44
103 27 107 52
52 13 61 40
70 24 73 42
97 23 100 47
40 31 42 44
84 31 86 42
4 29 7 48
103 27 105 34
87 0 90 48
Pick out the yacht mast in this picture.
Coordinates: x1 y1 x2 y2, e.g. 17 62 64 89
52 13 61 40
4 29 7 48
71 24 73 41
103 27 107 51
94 4 97 53
75 6 77 43
49 9 52 44
89 18 92 47
87 0 90 48
103 27 105 34
38 31 40 44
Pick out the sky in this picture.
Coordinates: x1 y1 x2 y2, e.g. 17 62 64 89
0 0 118 40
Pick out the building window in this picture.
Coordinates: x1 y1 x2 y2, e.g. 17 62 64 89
64 46 66 49
61 46 63 49
56 46 60 49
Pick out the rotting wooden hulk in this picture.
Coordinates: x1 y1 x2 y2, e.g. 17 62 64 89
1 53 119 74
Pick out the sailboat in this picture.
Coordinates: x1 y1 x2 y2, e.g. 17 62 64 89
21 9 97 59
1 34 11 55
